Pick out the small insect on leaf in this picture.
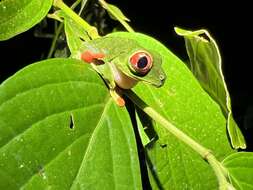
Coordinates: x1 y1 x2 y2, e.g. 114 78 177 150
38 165 47 180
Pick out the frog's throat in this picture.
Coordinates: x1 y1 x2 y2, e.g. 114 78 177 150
110 63 138 89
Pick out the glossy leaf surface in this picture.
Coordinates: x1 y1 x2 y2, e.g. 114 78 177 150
0 0 53 40
0 58 141 190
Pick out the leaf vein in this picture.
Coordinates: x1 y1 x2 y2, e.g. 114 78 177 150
69 99 112 189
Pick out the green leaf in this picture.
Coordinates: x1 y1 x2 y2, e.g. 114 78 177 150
56 11 90 54
0 0 53 41
99 0 133 32
107 32 235 189
175 27 246 149
100 1 130 22
64 17 90 54
0 58 142 189
222 152 253 190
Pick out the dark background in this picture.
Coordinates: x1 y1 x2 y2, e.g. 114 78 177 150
0 1 252 149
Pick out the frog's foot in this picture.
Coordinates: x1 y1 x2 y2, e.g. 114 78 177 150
110 89 125 107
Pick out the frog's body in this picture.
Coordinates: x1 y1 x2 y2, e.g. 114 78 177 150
76 36 166 106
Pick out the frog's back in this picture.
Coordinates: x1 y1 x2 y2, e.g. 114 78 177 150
83 36 141 60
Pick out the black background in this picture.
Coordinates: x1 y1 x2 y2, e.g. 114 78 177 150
0 1 252 149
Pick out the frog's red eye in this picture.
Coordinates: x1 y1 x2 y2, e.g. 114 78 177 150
129 51 153 75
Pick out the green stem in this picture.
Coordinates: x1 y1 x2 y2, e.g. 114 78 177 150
53 0 100 39
47 23 63 58
47 0 84 58
71 0 82 10
99 0 134 33
125 89 233 190
77 0 88 15
125 90 209 157
207 155 232 190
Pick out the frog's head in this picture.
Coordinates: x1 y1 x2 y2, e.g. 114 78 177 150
113 48 166 88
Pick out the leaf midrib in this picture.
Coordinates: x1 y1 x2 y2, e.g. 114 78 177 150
69 99 113 189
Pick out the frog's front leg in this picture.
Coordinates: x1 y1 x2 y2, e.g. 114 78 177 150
81 50 126 107
100 72 126 107
101 76 126 107
109 87 125 107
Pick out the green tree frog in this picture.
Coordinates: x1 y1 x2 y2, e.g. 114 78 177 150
77 36 166 106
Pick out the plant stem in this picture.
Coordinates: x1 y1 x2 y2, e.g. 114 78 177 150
71 0 82 10
47 23 63 58
53 0 100 39
47 0 85 58
125 90 209 157
125 89 233 190
207 154 231 189
99 0 134 33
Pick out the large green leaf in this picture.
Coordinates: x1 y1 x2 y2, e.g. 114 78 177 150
175 27 246 149
0 0 53 40
222 152 253 190
107 32 235 189
0 58 142 189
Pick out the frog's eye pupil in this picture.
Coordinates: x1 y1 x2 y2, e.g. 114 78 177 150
129 51 153 75
137 57 148 68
